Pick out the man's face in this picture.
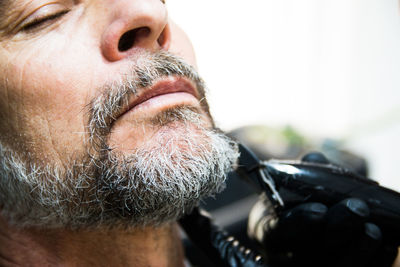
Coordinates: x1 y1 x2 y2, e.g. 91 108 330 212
0 0 238 227
0 0 202 162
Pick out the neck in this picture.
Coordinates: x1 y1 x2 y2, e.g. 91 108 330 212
0 217 185 267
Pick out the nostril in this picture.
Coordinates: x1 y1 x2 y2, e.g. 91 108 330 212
118 27 151 52
157 27 168 48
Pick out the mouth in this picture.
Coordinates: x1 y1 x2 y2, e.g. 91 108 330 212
116 76 200 121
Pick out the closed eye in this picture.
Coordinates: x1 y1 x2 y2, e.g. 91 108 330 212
20 10 69 32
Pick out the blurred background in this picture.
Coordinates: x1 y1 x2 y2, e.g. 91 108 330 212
168 0 400 192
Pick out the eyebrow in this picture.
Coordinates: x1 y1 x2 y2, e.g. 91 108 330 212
0 0 14 20
0 0 10 15
0 0 23 33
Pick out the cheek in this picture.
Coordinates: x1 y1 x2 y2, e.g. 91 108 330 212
168 20 198 69
0 35 102 161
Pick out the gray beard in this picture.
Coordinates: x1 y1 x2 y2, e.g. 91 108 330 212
0 51 239 229
0 108 238 228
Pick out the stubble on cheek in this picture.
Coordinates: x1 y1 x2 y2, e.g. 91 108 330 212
0 43 93 167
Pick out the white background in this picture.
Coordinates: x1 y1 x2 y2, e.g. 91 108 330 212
168 0 400 191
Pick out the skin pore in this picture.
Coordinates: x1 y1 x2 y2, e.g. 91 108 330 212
0 0 237 266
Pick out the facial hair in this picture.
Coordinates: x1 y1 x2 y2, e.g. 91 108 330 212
0 51 239 228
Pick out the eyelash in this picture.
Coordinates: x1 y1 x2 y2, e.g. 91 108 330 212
20 10 69 32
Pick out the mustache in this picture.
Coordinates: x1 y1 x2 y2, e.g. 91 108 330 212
86 50 209 144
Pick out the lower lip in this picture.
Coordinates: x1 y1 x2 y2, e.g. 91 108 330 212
122 92 199 118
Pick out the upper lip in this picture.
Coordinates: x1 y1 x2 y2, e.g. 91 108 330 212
116 76 199 119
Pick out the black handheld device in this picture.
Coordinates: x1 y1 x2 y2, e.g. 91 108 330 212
236 143 400 246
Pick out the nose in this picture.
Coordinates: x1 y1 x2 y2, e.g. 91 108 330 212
101 0 171 62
